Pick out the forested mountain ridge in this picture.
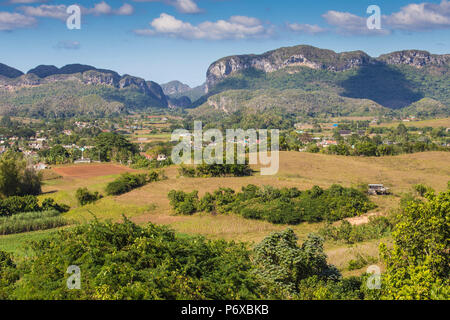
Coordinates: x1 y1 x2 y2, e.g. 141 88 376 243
0 63 169 117
197 45 449 118
206 45 450 92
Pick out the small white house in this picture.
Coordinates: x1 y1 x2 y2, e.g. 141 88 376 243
33 163 48 171
157 154 167 161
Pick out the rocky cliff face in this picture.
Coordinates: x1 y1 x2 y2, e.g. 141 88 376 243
206 45 374 92
161 80 192 96
377 50 450 67
205 45 449 92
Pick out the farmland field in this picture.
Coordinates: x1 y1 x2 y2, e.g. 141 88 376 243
372 117 450 128
51 163 136 179
2 151 448 277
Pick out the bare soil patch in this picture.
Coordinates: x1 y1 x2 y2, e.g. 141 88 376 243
51 163 134 179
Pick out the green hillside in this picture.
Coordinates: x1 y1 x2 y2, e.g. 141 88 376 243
200 64 449 111
0 80 167 118
189 88 389 129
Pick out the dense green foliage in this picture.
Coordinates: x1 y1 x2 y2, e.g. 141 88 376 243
168 190 200 215
75 188 103 206
0 195 69 217
6 218 263 299
0 152 42 198
253 229 340 297
94 132 139 162
0 217 376 300
277 123 450 157
105 171 161 196
0 250 19 299
178 163 253 178
0 210 67 235
380 189 450 299
319 217 394 244
0 80 167 118
203 62 449 113
191 88 387 130
168 184 376 224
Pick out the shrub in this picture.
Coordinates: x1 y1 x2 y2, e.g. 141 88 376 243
253 230 340 297
76 188 102 206
168 190 199 215
347 253 377 271
413 184 433 197
0 196 69 217
11 218 264 299
0 152 42 198
168 184 375 225
105 173 149 196
178 163 252 178
178 165 196 178
0 196 39 216
41 198 70 213
319 216 393 244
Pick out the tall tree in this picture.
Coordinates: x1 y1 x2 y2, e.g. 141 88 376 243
380 188 450 299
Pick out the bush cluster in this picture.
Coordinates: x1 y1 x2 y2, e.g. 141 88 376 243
178 163 253 178
0 217 379 300
319 216 393 244
105 171 161 196
168 184 376 224
75 188 103 206
0 195 69 217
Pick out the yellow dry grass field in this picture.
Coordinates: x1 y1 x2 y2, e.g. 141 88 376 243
373 117 450 128
114 151 449 244
40 152 450 243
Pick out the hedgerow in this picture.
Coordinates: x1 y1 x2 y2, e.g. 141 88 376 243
105 171 162 196
168 184 376 224
0 195 69 217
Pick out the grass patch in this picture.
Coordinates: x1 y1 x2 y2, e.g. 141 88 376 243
64 197 155 223
0 228 62 257
0 210 69 235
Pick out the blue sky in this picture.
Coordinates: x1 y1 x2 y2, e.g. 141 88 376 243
1 0 449 86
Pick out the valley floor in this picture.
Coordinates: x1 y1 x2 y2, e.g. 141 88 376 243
1 151 449 276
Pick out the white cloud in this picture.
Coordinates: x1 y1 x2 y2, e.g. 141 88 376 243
133 0 202 14
385 0 450 30
19 4 68 20
8 0 47 3
322 10 390 35
320 1 450 36
134 13 272 40
116 3 135 16
87 1 113 15
173 0 201 14
287 23 327 34
0 11 36 30
19 2 134 21
84 1 135 16
55 40 81 50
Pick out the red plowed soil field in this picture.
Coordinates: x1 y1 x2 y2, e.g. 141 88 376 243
51 164 133 179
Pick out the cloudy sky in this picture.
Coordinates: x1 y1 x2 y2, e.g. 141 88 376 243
1 0 449 86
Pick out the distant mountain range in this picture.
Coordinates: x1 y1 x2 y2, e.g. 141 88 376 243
0 63 173 117
191 45 449 124
0 44 448 119
161 80 206 103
